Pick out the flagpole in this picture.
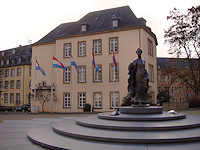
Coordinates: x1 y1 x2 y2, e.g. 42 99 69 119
51 55 54 114
34 57 37 113
91 63 93 113
113 63 115 112
70 66 72 113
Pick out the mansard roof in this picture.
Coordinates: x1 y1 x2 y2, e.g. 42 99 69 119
34 6 157 45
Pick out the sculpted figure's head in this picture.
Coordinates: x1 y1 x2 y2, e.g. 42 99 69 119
136 48 142 58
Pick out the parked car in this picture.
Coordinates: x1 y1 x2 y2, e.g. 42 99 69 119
16 104 30 111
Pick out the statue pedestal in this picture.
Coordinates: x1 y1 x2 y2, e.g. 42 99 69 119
119 106 163 114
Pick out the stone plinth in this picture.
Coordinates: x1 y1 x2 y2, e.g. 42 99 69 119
119 106 163 114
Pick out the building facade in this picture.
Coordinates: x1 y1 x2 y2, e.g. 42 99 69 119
32 6 158 112
0 45 32 108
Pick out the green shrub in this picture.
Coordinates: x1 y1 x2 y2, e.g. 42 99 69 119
83 103 91 112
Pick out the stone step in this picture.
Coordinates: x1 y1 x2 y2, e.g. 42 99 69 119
52 119 200 144
119 106 163 114
76 115 200 131
98 112 186 121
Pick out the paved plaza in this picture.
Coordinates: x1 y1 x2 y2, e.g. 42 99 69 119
0 109 200 150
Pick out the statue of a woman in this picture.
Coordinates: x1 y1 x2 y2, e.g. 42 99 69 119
128 48 149 106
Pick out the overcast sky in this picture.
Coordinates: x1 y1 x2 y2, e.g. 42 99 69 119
0 0 199 57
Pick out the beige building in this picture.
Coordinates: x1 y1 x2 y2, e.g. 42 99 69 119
0 45 32 108
32 6 158 112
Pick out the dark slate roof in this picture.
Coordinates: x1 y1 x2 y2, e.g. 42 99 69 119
34 6 157 45
157 57 198 70
0 45 32 67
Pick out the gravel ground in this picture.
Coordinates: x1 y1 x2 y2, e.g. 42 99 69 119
0 109 200 123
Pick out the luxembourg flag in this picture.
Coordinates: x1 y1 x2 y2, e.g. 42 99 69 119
112 50 117 70
71 55 79 73
92 53 99 72
53 56 67 69
36 60 46 76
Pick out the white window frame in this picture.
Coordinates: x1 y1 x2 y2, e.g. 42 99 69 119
6 59 9 65
94 65 102 82
93 40 101 55
16 93 20 104
5 69 9 77
113 20 118 27
4 93 8 103
10 93 14 103
78 42 86 56
78 93 86 108
5 81 8 89
148 38 153 56
110 37 118 53
110 63 119 82
64 67 71 83
64 43 71 57
78 66 86 83
94 92 102 108
64 93 71 108
1 61 4 66
11 68 15 77
110 92 119 109
17 68 21 76
81 25 87 32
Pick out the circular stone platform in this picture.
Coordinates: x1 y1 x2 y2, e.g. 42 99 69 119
119 106 163 114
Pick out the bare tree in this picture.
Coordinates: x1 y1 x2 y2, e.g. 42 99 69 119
32 81 57 112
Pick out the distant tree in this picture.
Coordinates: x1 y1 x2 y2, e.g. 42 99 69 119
164 5 200 95
32 81 57 112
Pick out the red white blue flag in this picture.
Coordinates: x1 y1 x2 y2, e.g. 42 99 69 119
71 55 79 73
92 53 99 72
36 60 46 76
53 56 67 69
112 50 117 70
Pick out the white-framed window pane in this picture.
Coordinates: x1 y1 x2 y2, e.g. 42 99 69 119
4 93 8 103
0 70 3 77
113 20 118 27
17 80 20 89
10 80 14 89
64 67 71 83
11 69 15 76
148 39 153 56
79 66 86 82
110 38 118 53
16 93 20 104
79 93 86 108
6 59 9 65
5 69 9 77
64 93 71 107
79 42 86 56
94 65 101 82
5 81 8 89
94 40 101 54
64 43 71 57
17 68 21 76
111 92 119 108
110 64 118 81
10 93 14 103
94 93 102 108
81 25 87 32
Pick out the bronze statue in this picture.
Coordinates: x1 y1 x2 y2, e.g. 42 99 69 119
128 48 149 106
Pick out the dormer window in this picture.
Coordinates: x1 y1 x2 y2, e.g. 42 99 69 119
2 52 4 56
81 21 87 32
6 59 9 65
112 15 119 27
13 49 15 54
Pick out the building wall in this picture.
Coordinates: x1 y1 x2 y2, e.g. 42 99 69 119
32 27 157 112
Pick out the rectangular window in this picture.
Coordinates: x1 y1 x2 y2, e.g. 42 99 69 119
5 81 8 89
64 67 71 83
94 65 102 82
0 81 2 89
78 93 86 108
148 39 153 56
10 80 14 89
179 86 183 95
5 69 9 77
16 93 20 104
94 92 102 108
4 93 8 103
81 25 87 32
113 20 118 27
78 66 86 83
93 40 101 55
109 37 118 53
64 93 70 108
180 98 184 103
64 43 71 57
110 92 119 108
17 80 21 89
17 57 21 64
149 64 154 82
1 61 4 66
17 68 21 76
0 70 3 77
10 93 14 103
173 98 177 103
11 68 15 77
6 59 9 65
78 41 86 56
110 63 119 81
